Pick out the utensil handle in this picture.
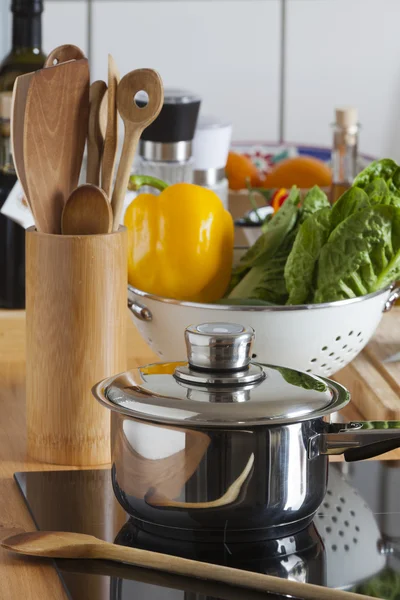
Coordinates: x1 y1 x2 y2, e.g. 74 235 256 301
127 296 152 321
86 140 102 186
384 285 400 312
98 541 374 600
111 123 141 231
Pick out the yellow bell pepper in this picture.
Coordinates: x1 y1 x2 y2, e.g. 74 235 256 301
125 176 234 303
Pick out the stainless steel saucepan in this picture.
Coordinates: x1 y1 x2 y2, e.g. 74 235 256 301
92 322 400 543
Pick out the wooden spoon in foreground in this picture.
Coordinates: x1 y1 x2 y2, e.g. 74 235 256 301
1 530 375 600
61 184 112 235
111 68 164 230
44 44 85 67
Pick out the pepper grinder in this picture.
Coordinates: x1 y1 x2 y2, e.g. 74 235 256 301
136 89 201 186
192 115 232 209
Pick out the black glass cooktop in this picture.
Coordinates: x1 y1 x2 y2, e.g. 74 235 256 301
15 461 400 600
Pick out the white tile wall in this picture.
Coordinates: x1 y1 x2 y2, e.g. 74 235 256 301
285 0 400 160
43 1 88 58
92 0 281 142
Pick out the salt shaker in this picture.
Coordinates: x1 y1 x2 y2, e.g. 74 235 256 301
136 89 201 185
192 116 232 208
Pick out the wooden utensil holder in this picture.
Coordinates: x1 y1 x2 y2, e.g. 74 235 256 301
26 227 127 465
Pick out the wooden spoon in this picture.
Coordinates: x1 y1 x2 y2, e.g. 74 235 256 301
61 184 112 235
44 44 85 68
0 530 374 600
111 68 163 230
87 80 108 186
101 54 120 198
23 59 90 234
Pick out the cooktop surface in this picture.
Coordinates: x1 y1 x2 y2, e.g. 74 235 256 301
15 461 400 600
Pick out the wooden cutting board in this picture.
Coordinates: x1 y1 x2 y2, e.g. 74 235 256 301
334 307 400 420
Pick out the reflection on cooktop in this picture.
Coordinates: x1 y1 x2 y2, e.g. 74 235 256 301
14 461 400 600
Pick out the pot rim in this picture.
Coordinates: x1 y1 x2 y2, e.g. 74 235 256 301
128 282 395 313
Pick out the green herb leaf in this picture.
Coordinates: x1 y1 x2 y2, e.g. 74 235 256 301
300 185 330 223
330 186 370 230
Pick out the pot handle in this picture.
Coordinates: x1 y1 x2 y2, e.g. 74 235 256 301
308 421 400 461
384 285 400 312
127 297 152 322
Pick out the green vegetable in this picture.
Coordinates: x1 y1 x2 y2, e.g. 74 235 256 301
364 177 391 205
314 205 400 303
354 158 400 207
227 187 300 294
285 208 332 305
330 186 370 230
353 567 400 599
299 185 330 223
270 366 328 392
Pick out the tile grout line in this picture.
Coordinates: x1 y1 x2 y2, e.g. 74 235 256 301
278 0 287 143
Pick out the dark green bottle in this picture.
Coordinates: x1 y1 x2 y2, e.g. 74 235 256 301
0 0 45 309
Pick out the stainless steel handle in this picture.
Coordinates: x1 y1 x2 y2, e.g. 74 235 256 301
127 297 152 321
384 285 400 312
308 421 400 460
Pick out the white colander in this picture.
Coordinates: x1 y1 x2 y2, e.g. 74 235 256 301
128 284 399 377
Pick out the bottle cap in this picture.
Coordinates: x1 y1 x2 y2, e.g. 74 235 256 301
11 0 43 14
335 107 358 128
192 115 232 170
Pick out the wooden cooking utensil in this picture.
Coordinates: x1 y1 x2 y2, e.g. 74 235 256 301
101 54 120 198
23 59 90 234
111 68 163 230
87 80 108 186
10 71 36 212
61 184 112 235
1 530 375 600
44 44 85 68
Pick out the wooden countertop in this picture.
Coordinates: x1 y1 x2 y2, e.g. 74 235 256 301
0 308 399 598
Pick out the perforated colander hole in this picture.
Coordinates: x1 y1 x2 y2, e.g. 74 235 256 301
358 338 364 344
344 520 349 527
340 359 345 364
306 369 312 373
331 544 337 551
159 351 164 357
342 344 347 349
340 497 346 504
347 348 353 353
348 330 354 336
329 352 335 357
336 506 342 512
148 338 152 343
350 510 355 517
310 358 317 363
339 530 344 537
353 537 358 544
355 525 360 532
335 357 340 361
332 516 338 523
344 544 350 551
357 331 362 337
326 490 332 496
252 353 257 358
335 335 341 341
321 363 327 367
323 502 330 508
326 526 332 533
322 346 328 351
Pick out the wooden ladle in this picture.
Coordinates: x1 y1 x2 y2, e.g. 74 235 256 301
1 530 370 600
111 68 164 230
61 184 112 235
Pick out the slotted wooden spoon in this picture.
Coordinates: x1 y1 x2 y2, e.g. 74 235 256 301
101 54 120 198
87 80 108 186
111 68 163 230
23 59 89 233
0 530 374 600
61 184 112 235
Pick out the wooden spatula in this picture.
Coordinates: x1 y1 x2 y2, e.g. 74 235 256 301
44 44 85 68
23 59 90 234
111 68 163 230
61 184 112 235
11 72 36 213
0 530 373 600
101 54 120 198
87 80 108 186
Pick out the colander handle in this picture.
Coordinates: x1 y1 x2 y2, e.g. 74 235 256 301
384 285 400 312
127 297 152 322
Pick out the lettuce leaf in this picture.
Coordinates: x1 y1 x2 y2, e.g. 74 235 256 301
300 185 330 223
354 158 400 207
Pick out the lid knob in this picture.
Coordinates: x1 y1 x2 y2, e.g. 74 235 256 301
185 322 254 371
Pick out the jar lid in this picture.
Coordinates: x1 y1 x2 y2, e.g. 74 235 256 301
97 323 350 428
192 115 232 170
